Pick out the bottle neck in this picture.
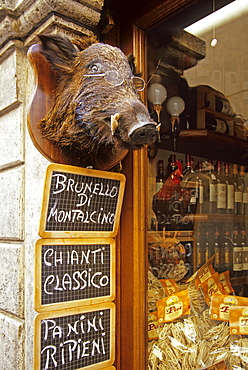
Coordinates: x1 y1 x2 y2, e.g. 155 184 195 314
216 161 222 175
224 162 230 177
207 159 214 174
233 164 238 178
185 154 193 172
170 154 177 172
240 165 245 178
196 162 203 172
157 160 165 181
214 231 220 239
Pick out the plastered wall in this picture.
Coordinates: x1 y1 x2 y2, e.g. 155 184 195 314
0 1 103 368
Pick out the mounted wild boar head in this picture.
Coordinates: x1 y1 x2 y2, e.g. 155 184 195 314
37 34 159 168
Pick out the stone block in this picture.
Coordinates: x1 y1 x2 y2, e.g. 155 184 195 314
0 243 24 317
0 313 24 370
0 166 24 240
0 0 104 47
0 104 24 168
25 14 95 46
0 51 17 112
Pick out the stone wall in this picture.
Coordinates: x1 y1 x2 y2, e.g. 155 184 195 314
0 1 103 368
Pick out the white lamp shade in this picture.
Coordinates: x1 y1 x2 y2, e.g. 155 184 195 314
166 96 185 116
147 83 167 105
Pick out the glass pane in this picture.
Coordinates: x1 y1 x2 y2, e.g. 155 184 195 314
147 2 248 369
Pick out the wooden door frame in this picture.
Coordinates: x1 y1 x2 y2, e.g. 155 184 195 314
110 1 199 369
116 25 149 370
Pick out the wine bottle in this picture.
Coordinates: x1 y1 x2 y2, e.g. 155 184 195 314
196 229 204 269
242 228 248 276
183 154 193 175
190 87 234 129
216 161 227 214
232 226 243 277
225 163 234 215
181 155 197 215
214 228 223 273
156 159 165 192
223 229 233 272
198 161 217 214
165 154 177 179
181 156 210 215
206 159 217 213
215 95 234 116
233 164 243 215
240 165 248 215
240 227 246 277
205 229 213 263
170 154 177 172
195 162 204 214
206 114 228 134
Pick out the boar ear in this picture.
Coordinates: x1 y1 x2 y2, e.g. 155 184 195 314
72 35 98 51
127 54 142 77
38 34 78 72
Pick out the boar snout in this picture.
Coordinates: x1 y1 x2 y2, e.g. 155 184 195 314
118 100 158 148
129 124 158 147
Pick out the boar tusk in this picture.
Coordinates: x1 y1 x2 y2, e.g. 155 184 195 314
111 113 121 135
156 123 161 142
156 123 161 131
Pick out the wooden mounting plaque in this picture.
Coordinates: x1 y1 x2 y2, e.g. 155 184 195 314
34 238 116 312
27 43 128 171
34 302 115 370
39 164 126 238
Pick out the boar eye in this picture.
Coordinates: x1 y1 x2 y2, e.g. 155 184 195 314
89 63 102 73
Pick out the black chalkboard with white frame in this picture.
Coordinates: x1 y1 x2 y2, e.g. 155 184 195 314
39 164 126 238
34 302 115 370
34 238 116 312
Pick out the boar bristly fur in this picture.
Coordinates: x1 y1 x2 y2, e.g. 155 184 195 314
38 34 158 167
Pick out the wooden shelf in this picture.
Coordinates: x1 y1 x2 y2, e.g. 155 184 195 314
231 275 248 287
148 230 195 240
159 129 248 165
195 213 248 223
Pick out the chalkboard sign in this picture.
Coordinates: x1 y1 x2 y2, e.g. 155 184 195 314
34 239 116 312
39 164 126 238
34 303 115 370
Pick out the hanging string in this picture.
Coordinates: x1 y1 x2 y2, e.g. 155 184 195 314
146 58 163 85
211 0 218 47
